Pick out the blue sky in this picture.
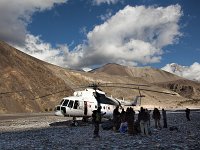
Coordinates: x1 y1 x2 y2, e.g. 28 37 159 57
0 0 200 80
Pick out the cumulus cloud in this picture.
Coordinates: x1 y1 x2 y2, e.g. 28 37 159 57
93 0 120 5
14 34 70 67
162 63 200 82
1 2 183 70
98 10 113 21
0 0 67 46
68 5 182 69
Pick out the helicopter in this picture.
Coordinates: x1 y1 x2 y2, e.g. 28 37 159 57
54 82 176 121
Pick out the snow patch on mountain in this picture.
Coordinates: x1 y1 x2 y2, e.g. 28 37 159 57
161 62 200 82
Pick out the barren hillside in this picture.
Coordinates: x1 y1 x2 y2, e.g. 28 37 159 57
155 79 200 106
0 41 72 113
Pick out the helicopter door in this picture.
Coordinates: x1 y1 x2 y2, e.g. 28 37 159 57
71 100 83 116
84 101 88 115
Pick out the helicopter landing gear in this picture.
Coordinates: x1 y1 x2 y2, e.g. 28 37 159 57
82 116 88 122
71 117 78 126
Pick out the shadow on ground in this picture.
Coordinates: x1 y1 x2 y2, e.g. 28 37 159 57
49 120 92 127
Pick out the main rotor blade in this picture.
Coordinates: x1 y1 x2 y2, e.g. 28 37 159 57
0 85 71 95
100 83 150 87
100 85 176 95
31 88 71 100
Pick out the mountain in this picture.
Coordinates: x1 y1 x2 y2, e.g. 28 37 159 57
91 63 183 83
0 41 72 113
92 63 200 106
155 79 200 100
0 41 200 113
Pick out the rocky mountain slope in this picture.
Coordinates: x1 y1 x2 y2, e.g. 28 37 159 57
0 41 199 113
155 79 200 106
0 41 72 113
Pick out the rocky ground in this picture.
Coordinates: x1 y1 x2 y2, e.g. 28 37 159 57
0 111 200 150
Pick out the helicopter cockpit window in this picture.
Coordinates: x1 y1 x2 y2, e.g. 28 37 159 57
73 100 79 109
60 99 65 105
68 100 74 108
62 100 69 106
56 106 60 111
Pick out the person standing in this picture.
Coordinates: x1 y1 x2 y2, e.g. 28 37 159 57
138 107 149 136
185 108 191 121
113 106 121 132
119 108 127 133
152 108 161 129
126 107 135 135
162 108 167 128
92 106 102 138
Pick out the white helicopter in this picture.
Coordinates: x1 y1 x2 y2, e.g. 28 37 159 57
54 87 141 119
54 82 174 120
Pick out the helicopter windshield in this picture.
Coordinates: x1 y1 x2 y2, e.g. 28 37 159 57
60 99 65 105
62 99 69 106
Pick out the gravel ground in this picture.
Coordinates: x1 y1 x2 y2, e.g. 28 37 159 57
0 111 200 150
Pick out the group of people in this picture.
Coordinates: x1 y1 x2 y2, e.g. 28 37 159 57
112 106 168 136
91 106 191 138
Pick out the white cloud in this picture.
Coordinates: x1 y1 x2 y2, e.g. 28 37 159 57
162 62 200 82
15 34 70 67
98 10 113 21
1 2 183 70
68 5 182 69
0 0 67 46
93 0 120 5
15 34 89 69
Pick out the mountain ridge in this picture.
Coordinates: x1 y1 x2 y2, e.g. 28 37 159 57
91 63 183 83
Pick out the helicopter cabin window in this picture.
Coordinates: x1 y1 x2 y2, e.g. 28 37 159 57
63 100 69 106
95 105 97 108
103 106 105 110
108 107 110 110
73 100 79 109
68 100 74 108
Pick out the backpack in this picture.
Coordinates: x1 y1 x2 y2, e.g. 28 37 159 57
95 112 101 122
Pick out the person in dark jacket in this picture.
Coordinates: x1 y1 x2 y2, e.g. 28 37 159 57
152 108 161 129
126 107 135 135
113 106 121 132
120 108 126 123
185 108 191 121
138 107 149 136
162 108 167 128
92 106 102 138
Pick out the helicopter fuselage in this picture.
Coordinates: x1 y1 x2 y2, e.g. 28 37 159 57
55 88 117 118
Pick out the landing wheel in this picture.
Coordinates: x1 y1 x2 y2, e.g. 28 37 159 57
71 117 78 126
82 116 88 122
